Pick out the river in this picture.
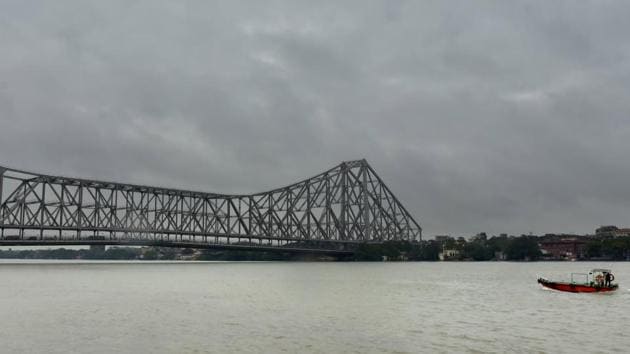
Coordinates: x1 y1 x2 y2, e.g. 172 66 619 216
0 260 628 353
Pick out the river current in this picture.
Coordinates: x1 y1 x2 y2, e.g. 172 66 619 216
0 260 628 353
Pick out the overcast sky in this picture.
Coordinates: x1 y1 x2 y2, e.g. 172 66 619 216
1 1 629 237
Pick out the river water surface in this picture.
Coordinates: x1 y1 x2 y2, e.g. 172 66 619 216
0 260 629 353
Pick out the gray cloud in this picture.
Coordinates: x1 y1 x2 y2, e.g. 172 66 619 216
1 0 629 236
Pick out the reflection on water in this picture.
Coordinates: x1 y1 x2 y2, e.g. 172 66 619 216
0 260 628 353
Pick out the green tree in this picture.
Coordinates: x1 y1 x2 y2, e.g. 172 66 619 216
463 241 493 261
419 241 440 261
585 240 602 258
601 237 630 260
505 236 541 261
142 248 159 260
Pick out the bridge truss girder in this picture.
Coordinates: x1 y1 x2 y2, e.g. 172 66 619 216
0 160 421 252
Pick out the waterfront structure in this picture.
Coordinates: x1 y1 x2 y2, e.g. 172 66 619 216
539 236 588 260
595 225 630 238
439 248 460 261
0 160 421 254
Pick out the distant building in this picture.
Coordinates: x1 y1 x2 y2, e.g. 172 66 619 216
434 235 453 243
439 249 460 261
595 225 630 238
494 251 507 261
596 225 618 237
613 228 630 237
539 237 588 260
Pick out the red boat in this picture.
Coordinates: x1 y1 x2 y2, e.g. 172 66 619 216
538 269 618 293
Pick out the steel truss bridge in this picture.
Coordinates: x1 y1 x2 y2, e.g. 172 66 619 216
0 160 421 255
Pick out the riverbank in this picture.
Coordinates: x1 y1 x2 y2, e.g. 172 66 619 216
2 235 629 261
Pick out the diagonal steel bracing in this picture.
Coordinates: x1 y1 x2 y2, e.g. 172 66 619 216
0 160 421 253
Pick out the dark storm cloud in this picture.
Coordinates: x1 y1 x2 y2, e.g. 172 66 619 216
1 0 630 236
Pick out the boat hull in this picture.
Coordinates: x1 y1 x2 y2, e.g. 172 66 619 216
538 278 618 293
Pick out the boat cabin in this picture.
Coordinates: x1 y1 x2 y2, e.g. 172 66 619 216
571 269 614 286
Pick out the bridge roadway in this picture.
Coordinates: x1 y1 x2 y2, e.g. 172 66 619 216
0 160 422 253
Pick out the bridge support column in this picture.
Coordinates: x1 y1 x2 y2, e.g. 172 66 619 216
362 162 369 241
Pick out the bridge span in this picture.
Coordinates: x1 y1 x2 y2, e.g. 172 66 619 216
0 160 421 254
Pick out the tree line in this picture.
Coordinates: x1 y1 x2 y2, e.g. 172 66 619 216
585 236 630 260
2 235 629 261
354 235 542 261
